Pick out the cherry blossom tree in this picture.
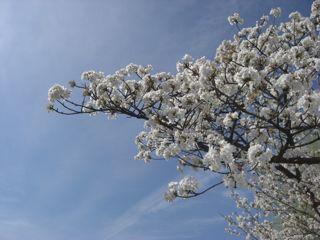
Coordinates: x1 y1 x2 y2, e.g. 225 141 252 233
48 1 320 239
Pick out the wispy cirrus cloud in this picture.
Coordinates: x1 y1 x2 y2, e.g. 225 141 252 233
104 173 222 240
104 184 168 240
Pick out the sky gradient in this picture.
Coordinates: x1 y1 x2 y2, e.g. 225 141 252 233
0 0 313 239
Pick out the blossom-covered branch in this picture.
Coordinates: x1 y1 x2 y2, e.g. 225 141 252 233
48 1 320 239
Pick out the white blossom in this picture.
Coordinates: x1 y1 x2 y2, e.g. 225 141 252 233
228 13 244 25
48 84 70 103
270 7 281 17
311 0 320 18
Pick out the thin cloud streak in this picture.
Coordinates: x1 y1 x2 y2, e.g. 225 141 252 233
104 185 167 240
104 173 221 239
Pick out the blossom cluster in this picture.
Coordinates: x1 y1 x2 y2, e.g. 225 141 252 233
164 176 199 202
48 1 320 239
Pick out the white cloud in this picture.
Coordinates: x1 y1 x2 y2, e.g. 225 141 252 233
104 172 223 239
104 185 167 240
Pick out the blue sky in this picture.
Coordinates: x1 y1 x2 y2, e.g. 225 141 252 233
0 0 313 239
